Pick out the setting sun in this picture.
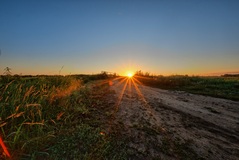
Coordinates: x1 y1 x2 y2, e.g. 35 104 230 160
127 73 133 78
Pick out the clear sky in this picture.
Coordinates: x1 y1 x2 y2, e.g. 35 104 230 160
0 0 239 76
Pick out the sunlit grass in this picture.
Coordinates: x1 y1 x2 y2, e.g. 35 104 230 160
0 75 127 159
0 76 81 157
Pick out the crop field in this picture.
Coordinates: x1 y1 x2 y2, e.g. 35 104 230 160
0 74 239 159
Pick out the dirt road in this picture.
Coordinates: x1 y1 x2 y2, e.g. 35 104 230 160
107 77 239 160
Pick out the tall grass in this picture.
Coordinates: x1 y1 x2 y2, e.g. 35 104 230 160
0 76 80 157
0 75 126 159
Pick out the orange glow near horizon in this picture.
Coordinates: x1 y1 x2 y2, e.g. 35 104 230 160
1 63 238 77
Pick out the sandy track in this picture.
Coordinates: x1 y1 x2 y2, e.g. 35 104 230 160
107 78 239 160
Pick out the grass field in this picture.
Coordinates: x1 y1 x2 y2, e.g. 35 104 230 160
0 74 238 159
134 75 239 101
0 74 126 159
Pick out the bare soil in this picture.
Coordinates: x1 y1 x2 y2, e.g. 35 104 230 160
105 78 239 160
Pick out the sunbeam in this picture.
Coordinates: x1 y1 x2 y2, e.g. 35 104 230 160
131 78 148 105
115 78 129 110
132 76 144 86
114 77 128 87
106 75 161 137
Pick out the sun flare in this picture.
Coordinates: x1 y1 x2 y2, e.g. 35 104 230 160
127 72 133 78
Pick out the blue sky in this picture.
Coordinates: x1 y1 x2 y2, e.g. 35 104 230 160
0 0 239 75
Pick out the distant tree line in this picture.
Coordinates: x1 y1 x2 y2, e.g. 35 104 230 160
134 70 160 78
221 74 239 77
135 70 152 77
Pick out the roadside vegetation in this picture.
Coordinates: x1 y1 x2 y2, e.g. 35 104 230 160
0 73 126 159
134 71 239 101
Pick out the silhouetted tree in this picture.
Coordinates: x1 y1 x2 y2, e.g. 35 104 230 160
135 70 143 76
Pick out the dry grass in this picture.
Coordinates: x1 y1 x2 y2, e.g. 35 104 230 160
0 75 126 159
